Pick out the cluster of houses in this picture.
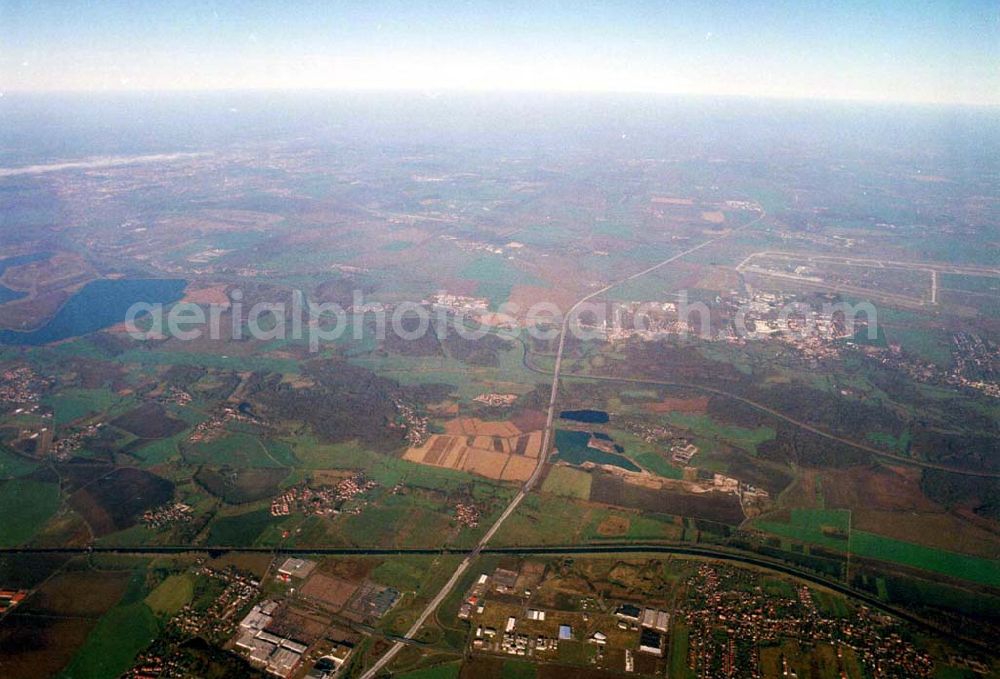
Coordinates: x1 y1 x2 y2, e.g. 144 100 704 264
682 563 935 677
269 475 377 517
141 501 193 528
429 292 490 314
187 404 255 443
393 399 429 446
454 503 481 528
0 366 49 404
473 392 519 407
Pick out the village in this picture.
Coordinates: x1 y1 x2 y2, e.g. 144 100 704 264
0 365 52 405
869 332 999 399
269 474 378 517
141 501 194 529
188 403 261 443
681 563 935 678
392 399 429 447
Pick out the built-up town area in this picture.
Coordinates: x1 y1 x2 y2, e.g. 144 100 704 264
106 552 971 679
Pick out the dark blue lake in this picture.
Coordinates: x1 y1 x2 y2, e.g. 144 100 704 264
0 278 186 346
559 409 610 424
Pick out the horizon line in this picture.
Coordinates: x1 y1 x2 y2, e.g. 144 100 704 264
2 87 997 110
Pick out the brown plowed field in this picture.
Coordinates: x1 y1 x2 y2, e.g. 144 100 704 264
403 418 543 481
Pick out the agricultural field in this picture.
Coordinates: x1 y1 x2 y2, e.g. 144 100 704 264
0 477 61 547
144 574 195 615
0 562 154 679
541 465 593 500
755 508 1000 588
403 417 543 482
0 90 998 678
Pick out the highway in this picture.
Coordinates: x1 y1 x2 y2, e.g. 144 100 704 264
357 208 767 678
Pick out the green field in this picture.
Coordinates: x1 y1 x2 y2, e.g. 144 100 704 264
337 493 453 548
349 347 538 401
669 624 695 679
0 448 39 478
185 433 298 467
662 413 775 455
541 465 593 499
397 661 462 679
866 430 911 454
586 512 679 541
812 589 850 618
494 493 679 545
939 273 1000 295
501 659 537 679
130 430 188 464
372 555 439 593
0 478 61 547
850 532 1000 588
205 508 279 546
757 508 1000 588
634 451 683 479
459 255 543 309
289 435 487 491
60 601 159 679
883 326 953 366
757 508 851 547
144 574 194 615
115 348 303 374
44 387 124 425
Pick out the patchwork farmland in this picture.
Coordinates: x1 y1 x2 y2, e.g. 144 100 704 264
403 418 543 482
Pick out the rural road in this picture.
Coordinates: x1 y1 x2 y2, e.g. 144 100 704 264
357 208 767 678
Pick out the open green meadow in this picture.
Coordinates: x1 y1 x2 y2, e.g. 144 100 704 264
669 624 695 679
44 387 127 425
0 448 39 478
184 433 298 467
459 255 544 309
60 567 159 679
59 601 159 679
541 465 593 499
205 508 279 546
144 574 195 616
661 412 775 455
0 478 61 547
397 662 462 679
757 508 1000 587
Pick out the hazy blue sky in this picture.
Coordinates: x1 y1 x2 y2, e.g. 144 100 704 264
2 1 998 104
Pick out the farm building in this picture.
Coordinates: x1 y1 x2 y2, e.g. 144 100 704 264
276 558 317 581
615 603 641 621
641 608 670 632
639 629 663 656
